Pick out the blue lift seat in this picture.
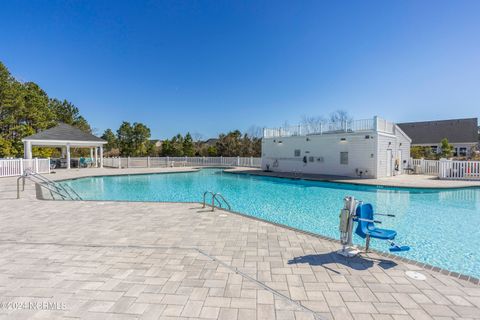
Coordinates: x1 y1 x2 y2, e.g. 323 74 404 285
366 227 397 240
355 203 399 251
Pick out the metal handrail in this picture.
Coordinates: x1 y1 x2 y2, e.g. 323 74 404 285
17 170 82 200
25 170 73 199
27 171 79 200
202 191 231 211
17 175 69 200
29 170 82 200
202 191 216 208
212 193 231 211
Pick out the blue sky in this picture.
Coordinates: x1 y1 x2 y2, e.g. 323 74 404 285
1 0 479 139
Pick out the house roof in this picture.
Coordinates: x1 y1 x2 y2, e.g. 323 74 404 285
204 138 218 146
397 118 478 144
23 123 106 143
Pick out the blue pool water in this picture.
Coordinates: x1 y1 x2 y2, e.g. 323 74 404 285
61 168 480 279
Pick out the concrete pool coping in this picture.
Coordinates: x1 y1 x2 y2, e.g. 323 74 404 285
32 166 480 285
41 165 480 190
225 168 480 189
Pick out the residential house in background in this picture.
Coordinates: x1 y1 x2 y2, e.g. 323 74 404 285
150 140 163 148
398 118 479 157
261 116 411 178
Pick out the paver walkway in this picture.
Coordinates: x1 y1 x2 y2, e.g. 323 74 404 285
0 168 479 319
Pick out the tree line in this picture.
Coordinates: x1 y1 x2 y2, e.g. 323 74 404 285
0 60 262 159
101 126 262 157
0 61 92 158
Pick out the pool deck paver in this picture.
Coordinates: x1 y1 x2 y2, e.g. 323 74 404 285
0 167 479 320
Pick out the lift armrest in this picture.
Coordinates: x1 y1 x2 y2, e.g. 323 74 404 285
356 218 382 224
374 213 395 217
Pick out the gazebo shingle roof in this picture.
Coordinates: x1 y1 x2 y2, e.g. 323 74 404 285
23 123 106 142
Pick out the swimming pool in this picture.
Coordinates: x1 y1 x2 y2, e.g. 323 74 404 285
60 168 480 279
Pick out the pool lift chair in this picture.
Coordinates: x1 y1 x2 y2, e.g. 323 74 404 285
337 196 409 257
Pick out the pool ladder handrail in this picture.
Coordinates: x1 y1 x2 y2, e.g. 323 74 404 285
202 191 231 211
17 169 83 200
29 169 82 200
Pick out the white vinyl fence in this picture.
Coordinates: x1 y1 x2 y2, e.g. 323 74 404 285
439 159 480 180
409 158 440 175
0 158 50 177
103 156 261 169
409 158 480 180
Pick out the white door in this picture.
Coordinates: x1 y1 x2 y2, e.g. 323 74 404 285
386 149 392 177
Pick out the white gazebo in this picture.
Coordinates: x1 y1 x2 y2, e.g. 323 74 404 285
22 123 107 169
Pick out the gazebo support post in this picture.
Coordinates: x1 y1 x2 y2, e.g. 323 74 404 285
94 147 98 167
100 146 103 168
90 148 94 163
24 141 32 159
66 144 71 170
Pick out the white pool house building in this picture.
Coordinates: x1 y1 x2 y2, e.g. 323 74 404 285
261 116 411 178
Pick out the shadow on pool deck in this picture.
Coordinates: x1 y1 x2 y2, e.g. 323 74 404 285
288 252 398 273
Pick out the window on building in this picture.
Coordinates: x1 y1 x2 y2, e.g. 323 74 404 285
294 149 301 157
430 146 438 153
459 148 467 157
340 152 348 165
453 148 458 157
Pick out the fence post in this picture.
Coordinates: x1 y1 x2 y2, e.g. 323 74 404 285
220 156 223 165
237 156 240 166
48 157 51 174
127 156 130 168
439 158 446 179
147 156 150 168
166 156 169 167
250 156 253 167
19 159 24 175
35 157 39 173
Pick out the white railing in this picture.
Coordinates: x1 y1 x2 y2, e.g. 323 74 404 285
103 156 261 169
263 117 395 138
408 158 440 175
376 117 395 133
439 159 480 180
0 158 50 177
